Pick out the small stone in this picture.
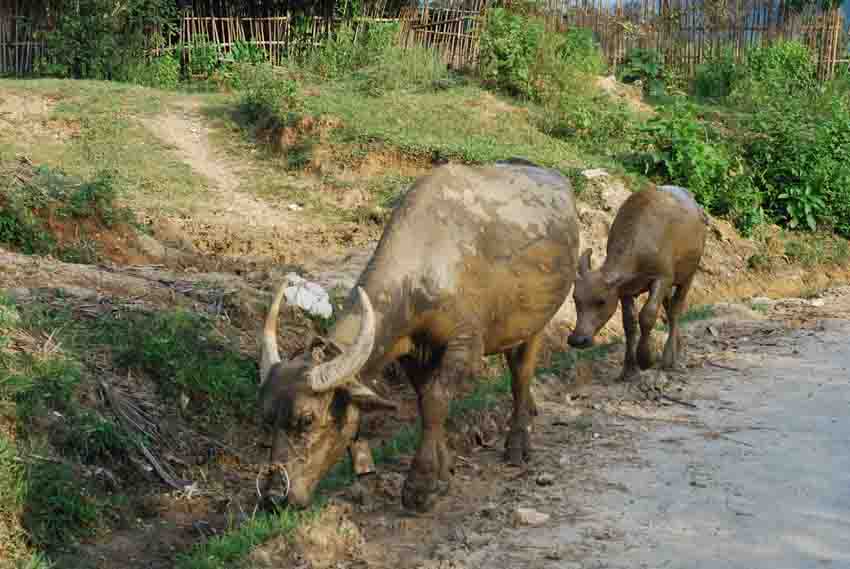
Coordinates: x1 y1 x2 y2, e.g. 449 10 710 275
544 546 563 560
536 472 555 486
513 507 550 527
810 298 825 307
559 454 571 467
480 502 498 518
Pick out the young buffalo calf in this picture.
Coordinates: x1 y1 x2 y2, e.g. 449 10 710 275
567 185 708 381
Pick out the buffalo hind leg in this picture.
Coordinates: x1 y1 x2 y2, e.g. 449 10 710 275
504 331 544 465
637 279 672 370
402 333 483 512
662 276 693 370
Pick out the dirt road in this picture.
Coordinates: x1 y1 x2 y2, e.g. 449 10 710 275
304 289 850 569
447 292 850 569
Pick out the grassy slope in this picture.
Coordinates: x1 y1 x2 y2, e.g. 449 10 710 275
1 70 847 568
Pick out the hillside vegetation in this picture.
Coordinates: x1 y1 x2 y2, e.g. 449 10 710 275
1 4 850 569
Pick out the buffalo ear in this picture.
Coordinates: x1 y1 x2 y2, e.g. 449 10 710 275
346 381 398 412
578 249 593 278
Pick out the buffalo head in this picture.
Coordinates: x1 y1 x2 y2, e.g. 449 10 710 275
258 283 396 507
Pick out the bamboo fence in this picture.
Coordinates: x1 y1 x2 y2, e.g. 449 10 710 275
0 0 846 79
0 15 45 76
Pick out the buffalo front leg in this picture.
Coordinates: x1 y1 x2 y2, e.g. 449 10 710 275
504 331 543 465
662 276 694 370
619 295 640 381
402 334 483 512
637 279 672 370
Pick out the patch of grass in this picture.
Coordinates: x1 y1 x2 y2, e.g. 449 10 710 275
0 297 123 560
0 80 203 208
783 233 850 268
546 340 621 376
23 461 102 552
0 161 137 262
655 304 717 332
174 505 322 569
94 310 257 423
301 82 592 169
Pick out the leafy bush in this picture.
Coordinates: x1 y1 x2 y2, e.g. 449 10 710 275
223 40 268 66
694 47 742 99
37 0 177 80
236 63 301 127
479 7 544 98
127 53 181 89
554 28 605 75
309 21 400 79
743 96 850 235
619 48 666 96
631 99 761 230
745 40 815 93
729 40 816 106
184 34 223 79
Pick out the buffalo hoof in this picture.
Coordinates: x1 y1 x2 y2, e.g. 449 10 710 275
401 475 450 513
504 428 531 466
637 343 655 370
618 367 641 382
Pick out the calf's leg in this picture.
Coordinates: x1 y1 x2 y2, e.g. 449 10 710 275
662 276 694 370
402 333 483 512
504 331 543 465
637 279 672 370
619 295 640 381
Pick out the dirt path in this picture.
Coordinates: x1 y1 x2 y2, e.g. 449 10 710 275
141 100 296 229
474 291 850 569
264 287 850 569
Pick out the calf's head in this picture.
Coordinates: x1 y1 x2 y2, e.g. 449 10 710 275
258 284 396 507
568 249 623 348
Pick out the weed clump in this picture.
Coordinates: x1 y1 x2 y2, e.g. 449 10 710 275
0 160 136 262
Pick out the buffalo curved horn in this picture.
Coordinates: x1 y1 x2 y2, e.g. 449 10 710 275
260 282 288 387
308 287 376 392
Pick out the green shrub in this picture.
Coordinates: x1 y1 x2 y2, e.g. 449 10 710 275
224 40 268 65
37 0 177 81
0 165 135 259
632 99 761 230
184 34 223 79
743 97 850 235
554 28 605 75
479 7 544 98
236 63 301 127
619 47 666 96
309 21 400 79
127 53 181 89
694 46 742 99
731 40 816 105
